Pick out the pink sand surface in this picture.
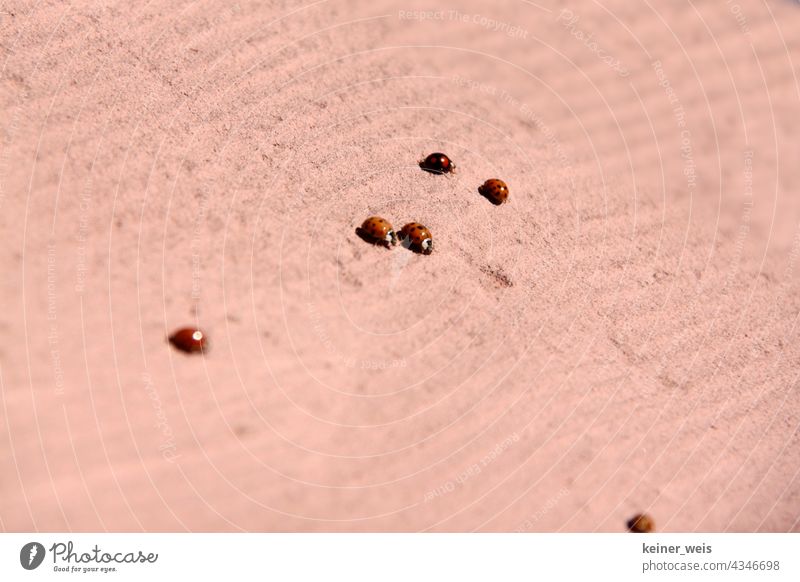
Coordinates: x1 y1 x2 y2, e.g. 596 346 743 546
1 0 799 531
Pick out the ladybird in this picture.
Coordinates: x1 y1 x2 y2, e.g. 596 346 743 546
356 216 397 248
419 152 456 174
478 178 509 205
399 222 433 255
169 327 208 354
626 513 654 533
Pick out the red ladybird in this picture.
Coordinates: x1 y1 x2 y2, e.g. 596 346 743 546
356 216 397 248
478 179 509 205
399 222 433 255
169 327 208 354
419 152 456 174
626 513 654 533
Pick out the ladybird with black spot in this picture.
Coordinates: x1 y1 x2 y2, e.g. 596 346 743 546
479 178 509 205
356 216 397 249
419 152 456 174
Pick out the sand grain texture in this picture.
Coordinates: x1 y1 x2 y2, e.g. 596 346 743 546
1 0 799 531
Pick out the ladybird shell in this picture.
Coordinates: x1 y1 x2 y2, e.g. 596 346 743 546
169 328 208 354
399 222 433 255
358 216 397 247
479 179 509 205
626 513 654 533
420 152 455 174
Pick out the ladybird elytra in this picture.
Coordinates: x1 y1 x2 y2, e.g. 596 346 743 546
169 327 208 354
419 152 455 174
399 222 433 255
479 178 509 205
626 513 654 533
356 216 397 248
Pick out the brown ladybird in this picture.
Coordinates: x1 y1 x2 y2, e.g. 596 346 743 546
356 216 397 248
626 513 654 533
399 222 433 255
169 327 208 354
479 178 509 205
419 152 456 174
